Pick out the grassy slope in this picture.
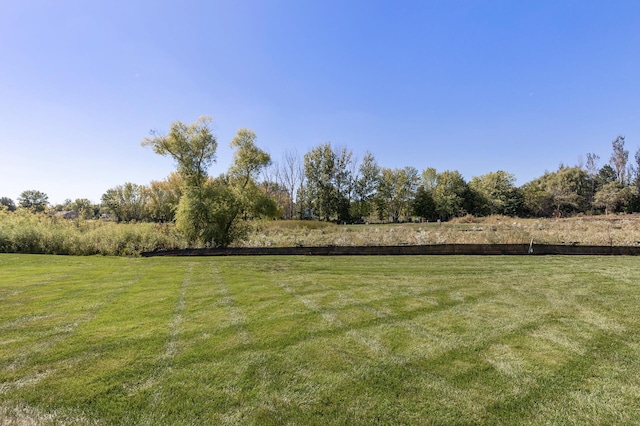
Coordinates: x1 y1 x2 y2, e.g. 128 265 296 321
1 254 639 424
247 216 640 247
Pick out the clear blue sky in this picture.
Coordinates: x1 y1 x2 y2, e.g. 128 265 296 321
2 0 639 205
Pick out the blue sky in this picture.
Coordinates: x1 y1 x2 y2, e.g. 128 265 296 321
2 0 639 205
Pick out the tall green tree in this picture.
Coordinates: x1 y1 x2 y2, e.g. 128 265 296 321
420 167 438 192
142 117 218 244
143 172 183 222
351 151 380 222
303 143 336 221
101 183 147 222
143 116 218 188
597 164 618 186
585 152 600 205
432 171 467 220
522 177 554 217
593 182 632 215
18 190 49 213
376 167 419 222
71 198 98 220
172 128 274 247
523 167 591 217
333 147 354 222
226 128 274 221
259 180 288 218
301 143 357 222
412 186 436 221
468 171 517 216
174 180 222 245
502 187 526 217
609 135 629 185
412 167 439 221
547 167 591 215
301 144 338 221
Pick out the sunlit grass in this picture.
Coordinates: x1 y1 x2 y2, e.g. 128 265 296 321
1 254 640 424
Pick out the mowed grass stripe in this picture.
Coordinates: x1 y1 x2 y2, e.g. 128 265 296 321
0 257 144 379
1 254 639 424
1 258 190 424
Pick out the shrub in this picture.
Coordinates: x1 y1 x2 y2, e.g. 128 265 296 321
0 211 187 256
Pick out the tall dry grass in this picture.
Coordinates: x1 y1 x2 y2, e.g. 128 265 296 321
0 210 186 256
246 215 640 247
3 211 640 255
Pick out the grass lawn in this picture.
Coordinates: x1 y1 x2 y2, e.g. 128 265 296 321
1 254 639 425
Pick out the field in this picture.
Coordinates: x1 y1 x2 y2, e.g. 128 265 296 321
249 215 640 248
1 254 640 424
4 210 640 256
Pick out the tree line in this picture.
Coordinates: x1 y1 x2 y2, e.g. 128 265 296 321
269 134 640 222
2 117 639 246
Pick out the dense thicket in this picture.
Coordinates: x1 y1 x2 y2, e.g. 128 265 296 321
0 209 185 255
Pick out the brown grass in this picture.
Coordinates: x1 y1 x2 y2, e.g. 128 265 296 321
242 215 640 247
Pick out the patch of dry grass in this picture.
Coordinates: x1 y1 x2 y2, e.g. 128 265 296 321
244 215 640 247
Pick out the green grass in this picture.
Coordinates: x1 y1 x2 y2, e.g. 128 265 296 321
1 254 640 424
